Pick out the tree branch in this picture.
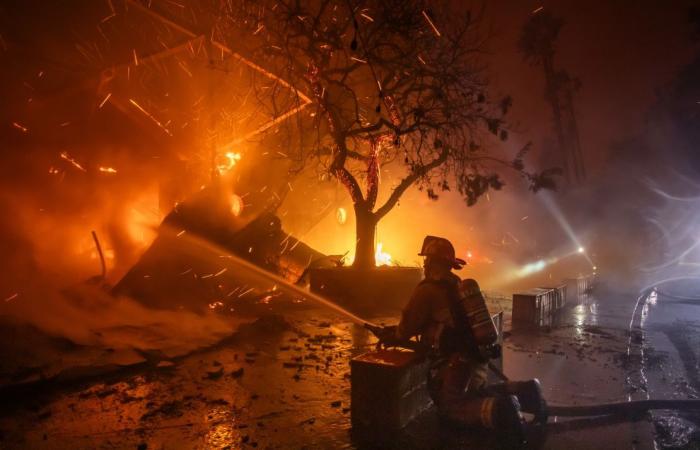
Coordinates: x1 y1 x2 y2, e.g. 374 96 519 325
335 165 365 205
374 147 449 220
365 138 380 209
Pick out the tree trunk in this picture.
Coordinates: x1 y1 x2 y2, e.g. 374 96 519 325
353 206 377 269
543 56 571 185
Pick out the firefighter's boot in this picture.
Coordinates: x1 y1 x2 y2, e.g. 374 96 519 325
492 395 526 436
442 395 524 436
512 379 548 424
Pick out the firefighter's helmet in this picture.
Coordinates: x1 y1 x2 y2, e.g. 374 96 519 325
418 235 467 269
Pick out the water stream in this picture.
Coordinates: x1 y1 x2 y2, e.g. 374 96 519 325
166 224 377 327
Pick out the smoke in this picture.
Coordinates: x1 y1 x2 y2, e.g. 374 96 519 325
1 280 235 358
0 149 240 383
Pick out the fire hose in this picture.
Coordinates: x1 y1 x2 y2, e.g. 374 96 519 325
363 323 700 420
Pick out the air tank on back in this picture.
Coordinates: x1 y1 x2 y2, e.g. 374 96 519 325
460 278 498 347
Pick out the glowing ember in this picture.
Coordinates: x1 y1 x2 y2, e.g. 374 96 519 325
230 194 244 216
98 166 117 174
375 242 392 266
217 151 242 174
336 207 347 225
128 98 172 136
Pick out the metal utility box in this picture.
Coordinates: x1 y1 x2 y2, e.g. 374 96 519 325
350 349 432 430
513 287 565 325
564 274 596 300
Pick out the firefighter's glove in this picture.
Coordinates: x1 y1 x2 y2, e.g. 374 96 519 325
481 343 502 360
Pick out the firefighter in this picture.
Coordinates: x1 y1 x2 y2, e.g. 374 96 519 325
379 236 547 436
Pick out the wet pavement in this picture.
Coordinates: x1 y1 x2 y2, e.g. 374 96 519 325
504 289 655 449
634 285 700 448
0 283 696 449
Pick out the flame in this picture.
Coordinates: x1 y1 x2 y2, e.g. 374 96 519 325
375 242 392 266
336 207 347 225
230 194 244 216
99 166 117 174
342 242 393 266
216 151 242 174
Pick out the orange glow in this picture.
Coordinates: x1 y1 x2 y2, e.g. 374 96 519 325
98 166 117 174
124 188 160 248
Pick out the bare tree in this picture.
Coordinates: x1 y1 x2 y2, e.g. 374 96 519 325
213 0 554 268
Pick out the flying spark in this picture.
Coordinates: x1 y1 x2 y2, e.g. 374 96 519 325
12 122 28 133
421 10 441 37
98 93 112 109
60 151 87 172
360 13 374 22
129 99 172 135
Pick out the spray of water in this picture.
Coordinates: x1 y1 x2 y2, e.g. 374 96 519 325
160 223 378 327
539 191 595 268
